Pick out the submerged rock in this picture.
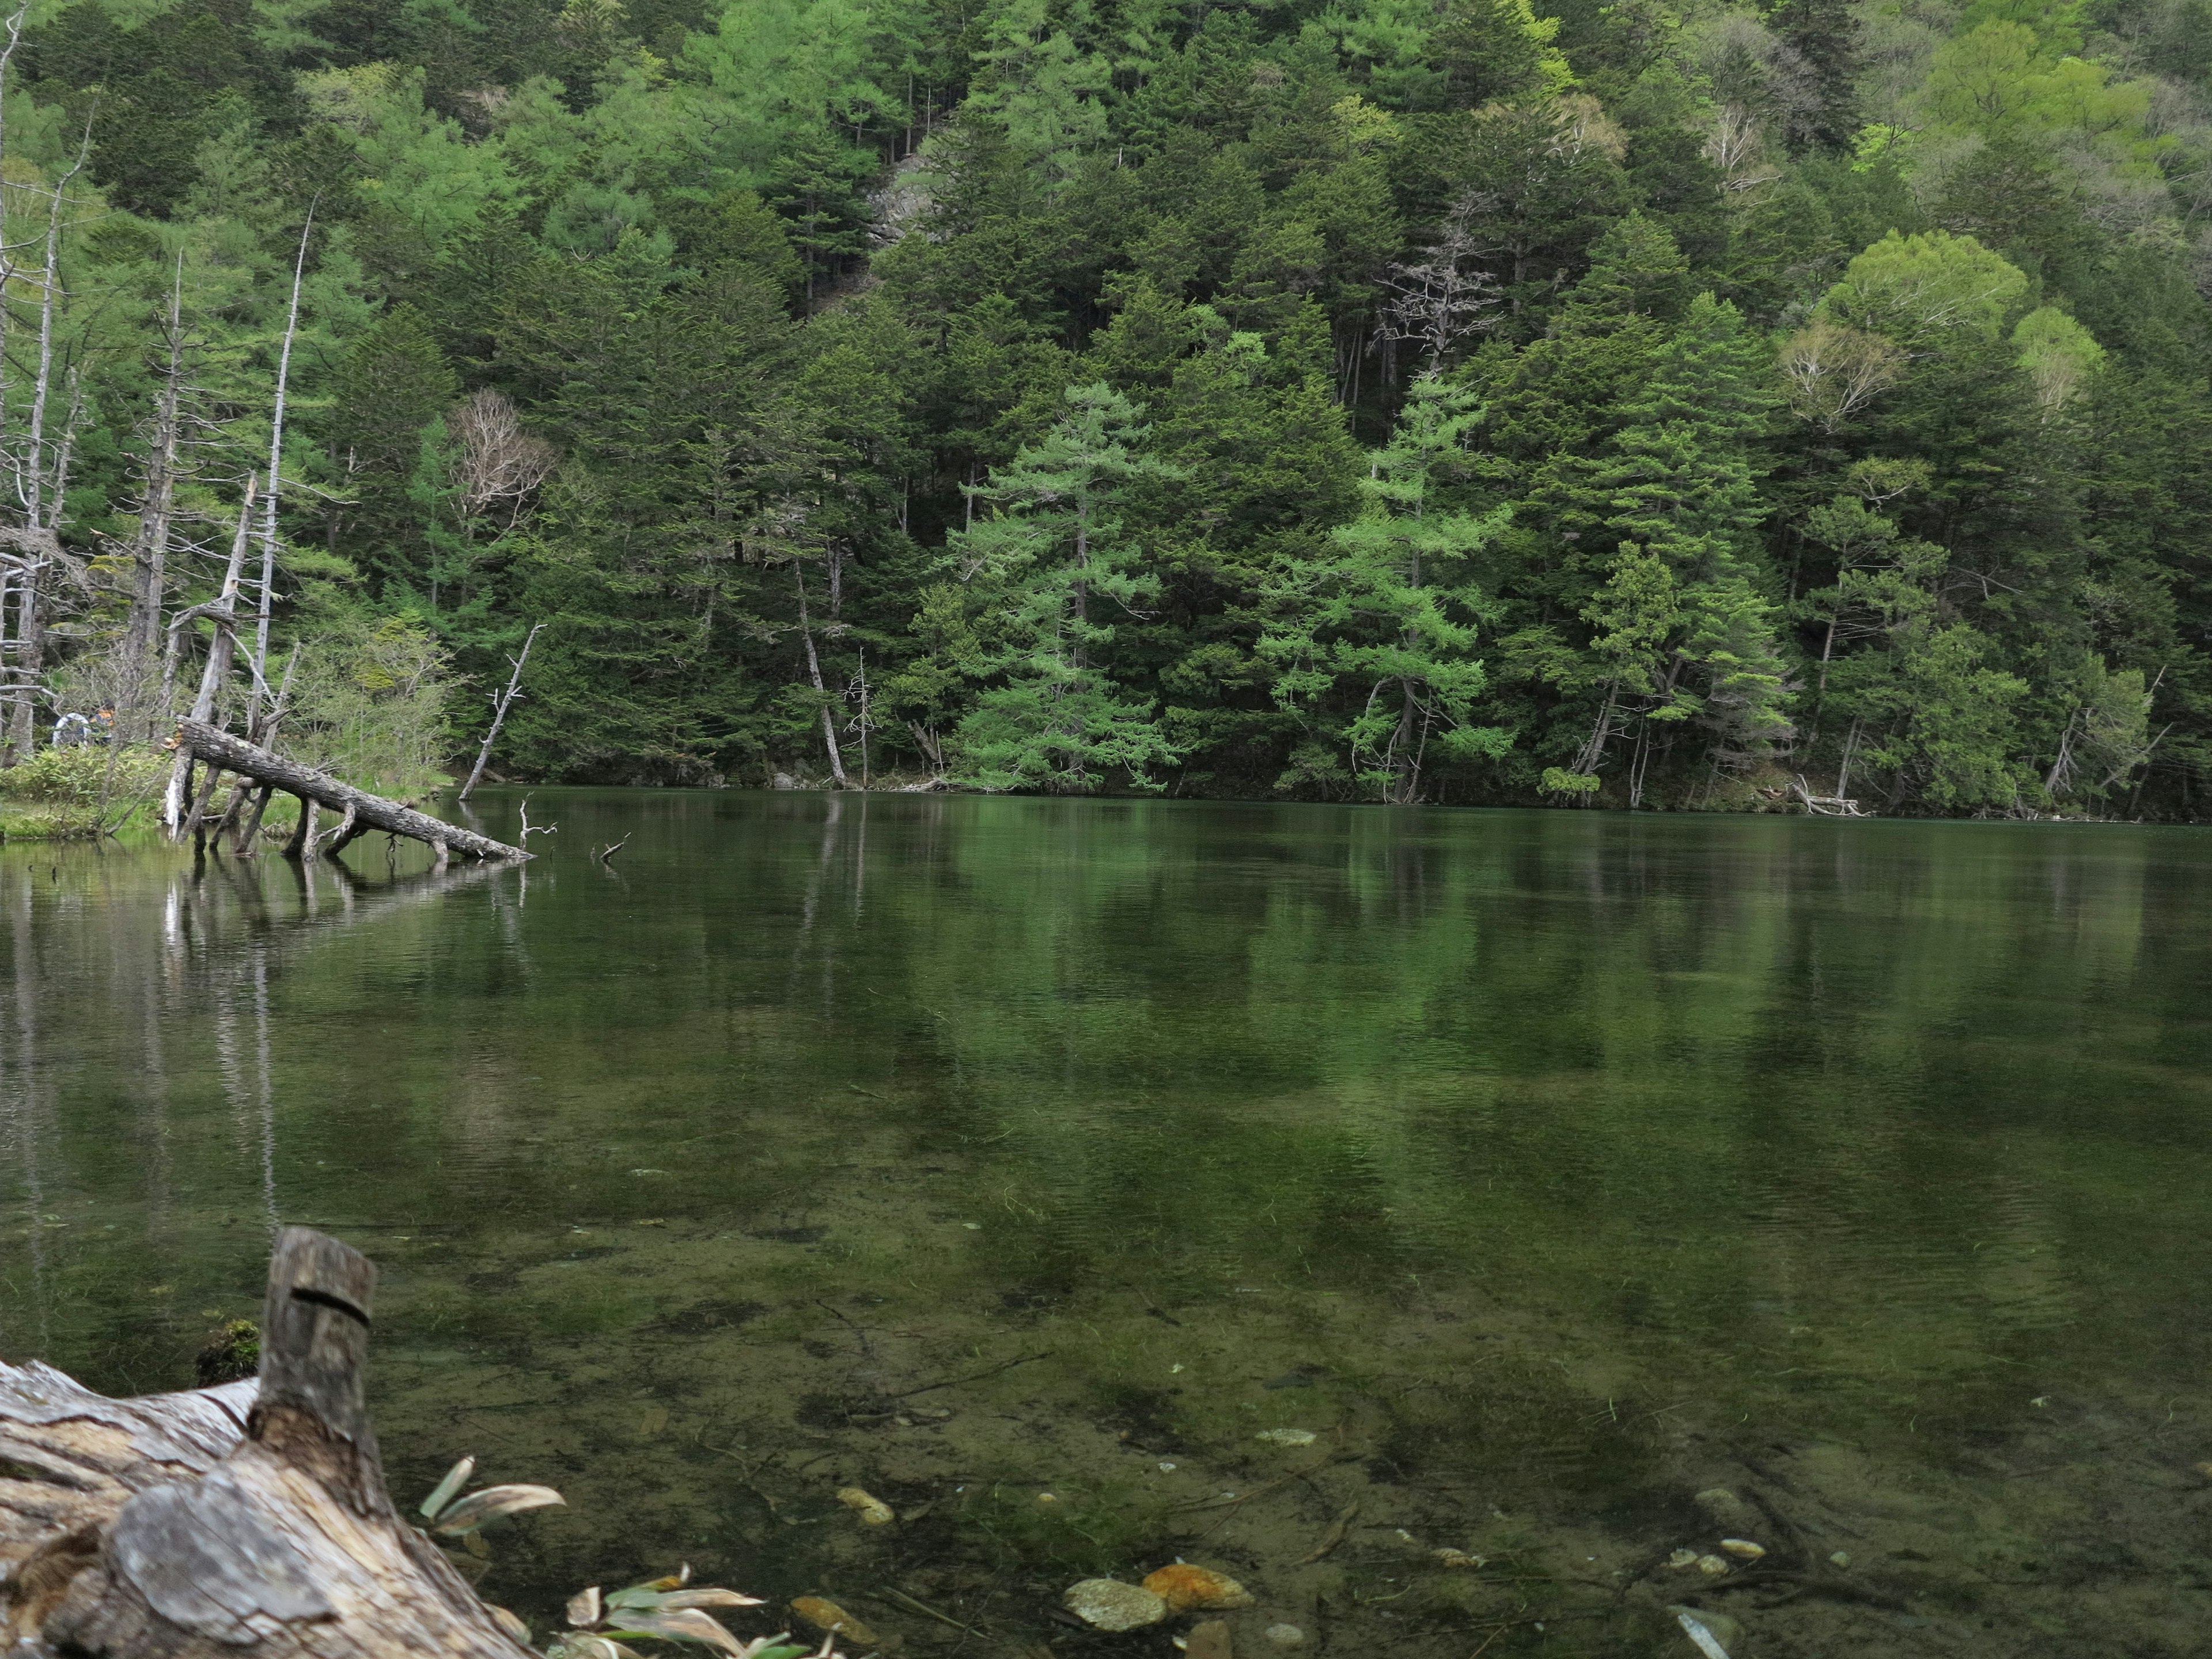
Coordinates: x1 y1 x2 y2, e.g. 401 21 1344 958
835 1486 895 1525
1185 1619 1233 1659
1692 1488 1755 1529
791 1597 880 1646
1143 1565 1254 1612
1254 1428 1316 1446
1718 1537 1765 1560
1263 1624 1306 1647
1695 1554 1730 1575
1666 1548 1701 1570
1064 1580 1168 1631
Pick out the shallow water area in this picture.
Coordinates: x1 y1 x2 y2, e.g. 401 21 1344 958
5 792 2212 1658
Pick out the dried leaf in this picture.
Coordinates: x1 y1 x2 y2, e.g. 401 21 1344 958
464 1529 492 1560
568 1586 604 1628
658 1589 766 1610
435 1483 567 1534
421 1455 476 1520
558 1638 647 1659
609 1608 747 1653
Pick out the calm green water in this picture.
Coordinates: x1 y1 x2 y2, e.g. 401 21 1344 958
5 794 2211 1657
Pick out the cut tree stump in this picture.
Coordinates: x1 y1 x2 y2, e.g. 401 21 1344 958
0 1228 537 1658
171 720 529 863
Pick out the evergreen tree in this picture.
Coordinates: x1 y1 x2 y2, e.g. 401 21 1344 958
946 382 1185 793
1259 373 1511 802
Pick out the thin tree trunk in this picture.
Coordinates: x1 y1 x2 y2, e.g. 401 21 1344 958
125 263 187 733
164 482 255 837
253 211 313 726
459 621 541 801
794 567 847 787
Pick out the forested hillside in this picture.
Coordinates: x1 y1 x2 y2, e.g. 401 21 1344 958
0 0 2208 813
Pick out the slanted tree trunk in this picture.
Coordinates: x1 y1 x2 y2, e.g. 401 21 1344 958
795 569 847 787
174 719 528 862
0 1227 537 1658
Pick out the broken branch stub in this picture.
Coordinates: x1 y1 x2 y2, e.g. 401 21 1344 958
1 1228 539 1659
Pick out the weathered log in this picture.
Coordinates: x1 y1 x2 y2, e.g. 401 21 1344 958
173 719 529 862
0 1228 536 1658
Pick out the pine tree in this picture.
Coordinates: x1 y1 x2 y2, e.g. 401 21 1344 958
1259 373 1512 802
1571 293 1792 787
947 382 1185 793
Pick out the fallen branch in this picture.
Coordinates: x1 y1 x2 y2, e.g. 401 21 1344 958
1791 775 1870 817
171 719 528 862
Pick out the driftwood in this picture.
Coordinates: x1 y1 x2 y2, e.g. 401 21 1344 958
0 1228 535 1658
1791 775 1870 817
171 719 529 862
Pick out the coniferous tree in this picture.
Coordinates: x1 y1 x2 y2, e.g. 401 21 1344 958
947 382 1184 792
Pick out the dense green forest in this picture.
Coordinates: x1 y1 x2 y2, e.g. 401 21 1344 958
0 0 2206 813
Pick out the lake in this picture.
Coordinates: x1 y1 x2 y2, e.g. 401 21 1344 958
4 793 2210 1657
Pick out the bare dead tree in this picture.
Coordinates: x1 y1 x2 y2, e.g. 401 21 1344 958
459 619 543 802
0 111 94 761
121 260 189 734
794 565 849 787
163 478 255 839
251 210 313 737
1377 193 1503 376
449 388 555 527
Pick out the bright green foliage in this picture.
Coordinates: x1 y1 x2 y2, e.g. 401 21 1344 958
1260 374 1510 801
1818 230 2031 350
948 384 1185 793
5 0 2212 815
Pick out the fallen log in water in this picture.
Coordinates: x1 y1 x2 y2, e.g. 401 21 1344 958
171 719 530 862
0 1228 536 1658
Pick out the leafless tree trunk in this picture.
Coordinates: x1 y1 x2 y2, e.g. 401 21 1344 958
252 213 312 733
123 263 187 735
1 116 92 762
164 481 255 838
795 567 848 787
459 620 543 801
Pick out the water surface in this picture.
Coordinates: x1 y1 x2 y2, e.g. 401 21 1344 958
4 794 2209 1657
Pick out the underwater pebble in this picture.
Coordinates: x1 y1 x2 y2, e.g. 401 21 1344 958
1829 1550 1851 1569
1666 1549 1701 1570
1696 1555 1730 1576
1143 1565 1255 1612
1433 1548 1485 1569
1185 1619 1233 1659
790 1597 880 1646
1264 1624 1305 1647
1063 1580 1168 1631
835 1487 895 1525
1718 1538 1766 1560
1254 1429 1317 1446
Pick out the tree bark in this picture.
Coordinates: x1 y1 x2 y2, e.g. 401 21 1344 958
0 1228 537 1658
172 719 528 861
460 622 541 802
